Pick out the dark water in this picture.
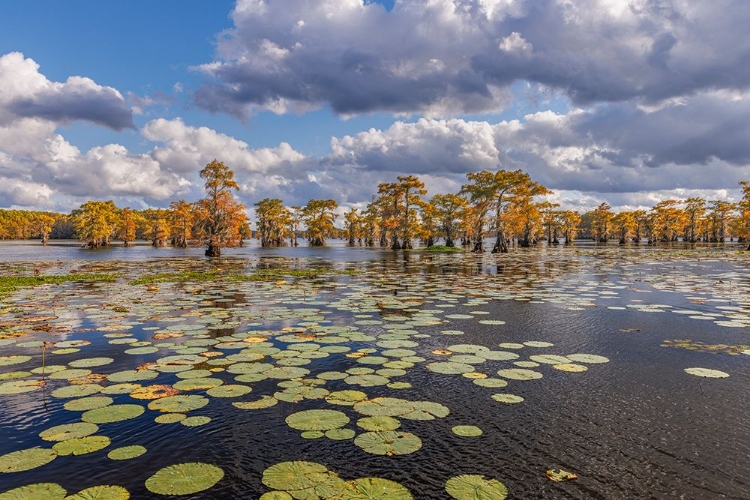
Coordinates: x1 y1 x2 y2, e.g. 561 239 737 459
1 241 749 499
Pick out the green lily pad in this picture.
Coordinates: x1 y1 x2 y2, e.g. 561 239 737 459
148 395 209 413
82 404 145 424
472 378 508 388
52 436 110 456
684 367 729 378
324 428 356 440
64 396 114 411
173 377 223 391
286 409 350 431
353 397 413 417
528 355 571 365
301 430 324 439
496 369 543 381
0 448 56 473
65 485 130 499
347 477 413 499
566 354 610 364
206 384 251 398
108 445 147 460
0 483 66 499
48 369 92 380
261 461 333 491
0 379 43 395
452 425 483 437
0 371 32 381
426 362 474 375
354 431 422 456
107 370 157 383
325 390 368 406
491 394 524 404
357 416 401 432
445 474 508 499
51 384 103 399
181 416 211 427
232 396 278 410
68 357 114 368
0 355 32 367
40 422 99 442
552 363 588 372
145 463 224 495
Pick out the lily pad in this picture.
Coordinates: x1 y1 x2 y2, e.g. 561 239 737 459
51 384 102 399
65 485 130 499
445 474 508 500
0 483 66 499
233 396 278 410
452 425 483 437
566 354 610 364
262 461 333 491
64 396 114 411
206 384 252 398
108 445 147 460
0 355 32 366
0 379 43 395
552 363 588 373
40 422 99 442
324 428 356 440
325 390 368 406
496 369 543 381
82 404 145 424
0 448 57 473
68 357 114 368
426 362 474 375
347 478 413 499
354 431 422 455
52 436 110 456
286 409 350 431
684 367 730 378
357 416 401 432
145 462 224 495
148 395 209 413
491 394 524 404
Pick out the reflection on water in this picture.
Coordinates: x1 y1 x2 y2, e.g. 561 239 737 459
0 242 749 498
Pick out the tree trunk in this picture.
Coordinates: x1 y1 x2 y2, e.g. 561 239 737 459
205 237 221 257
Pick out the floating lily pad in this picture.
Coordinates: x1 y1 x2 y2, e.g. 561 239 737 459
181 416 211 427
64 396 114 411
51 384 102 399
357 416 401 432
107 370 157 383
148 394 209 413
108 445 147 460
0 355 32 366
347 477 413 499
684 367 730 378
426 362 474 375
566 354 610 364
0 371 31 381
65 485 130 499
40 422 99 442
496 369 543 381
145 463 224 495
0 448 57 473
233 396 278 410
552 363 588 372
325 390 368 406
324 428 356 440
173 377 223 391
529 354 571 365
286 409 350 431
130 385 179 400
354 431 422 456
82 404 145 424
53 436 110 456
445 474 508 499
262 461 333 491
546 469 578 482
206 384 252 398
0 483 66 499
155 413 186 424
0 379 43 395
452 425 483 437
491 394 524 404
68 357 114 368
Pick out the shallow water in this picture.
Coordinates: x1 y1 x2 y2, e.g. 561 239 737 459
0 242 749 499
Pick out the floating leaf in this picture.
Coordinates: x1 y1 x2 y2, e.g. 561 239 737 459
130 385 180 400
233 396 278 410
65 485 130 499
452 425 483 437
426 362 474 375
64 396 114 411
181 415 212 427
0 379 43 395
496 369 543 381
173 377 223 391
354 431 422 456
357 416 401 432
684 367 729 378
148 395 209 413
82 404 145 424
324 428 356 440
0 483 66 499
40 422 99 442
262 461 333 491
325 390 368 406
491 394 524 404
145 463 224 495
566 354 610 364
528 355 571 365
0 355 32 366
206 384 252 398
347 477 413 499
472 378 508 388
52 435 110 456
445 474 508 500
545 469 578 482
155 413 186 424
107 370 157 383
301 430 324 439
286 409 350 431
108 445 147 460
68 357 114 368
0 448 56 473
552 363 588 373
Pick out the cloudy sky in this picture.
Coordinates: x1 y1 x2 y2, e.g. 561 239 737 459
1 0 749 214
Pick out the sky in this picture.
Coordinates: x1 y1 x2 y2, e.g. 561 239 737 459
1 0 749 215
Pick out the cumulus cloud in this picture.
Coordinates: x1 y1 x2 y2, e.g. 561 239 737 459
193 0 750 118
0 52 134 130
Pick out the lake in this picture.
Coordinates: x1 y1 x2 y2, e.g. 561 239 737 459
0 240 749 499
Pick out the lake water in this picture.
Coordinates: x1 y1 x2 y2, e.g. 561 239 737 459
0 240 749 499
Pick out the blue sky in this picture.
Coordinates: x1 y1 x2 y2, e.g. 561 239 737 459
0 0 748 212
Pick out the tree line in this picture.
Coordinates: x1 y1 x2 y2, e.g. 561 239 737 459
2 161 750 252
